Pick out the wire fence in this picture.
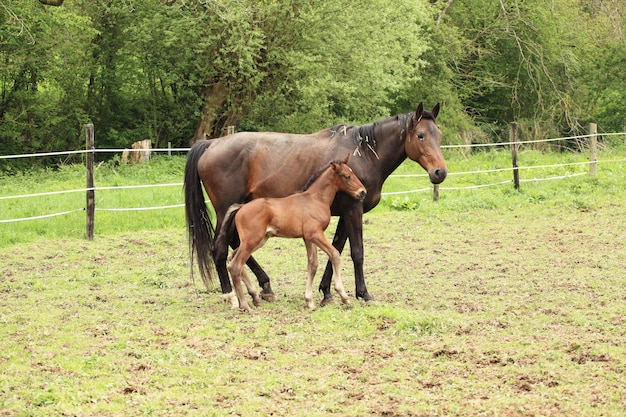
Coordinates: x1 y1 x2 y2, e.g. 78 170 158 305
1 131 625 225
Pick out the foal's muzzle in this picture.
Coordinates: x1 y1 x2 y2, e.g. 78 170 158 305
355 189 367 201
429 168 447 185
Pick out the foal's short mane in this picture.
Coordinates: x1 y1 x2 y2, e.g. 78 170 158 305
323 110 435 156
301 159 346 192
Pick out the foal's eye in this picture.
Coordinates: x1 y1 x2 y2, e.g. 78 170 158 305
344 174 351 180
417 133 425 141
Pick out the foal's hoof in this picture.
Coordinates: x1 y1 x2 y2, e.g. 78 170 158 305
222 292 239 309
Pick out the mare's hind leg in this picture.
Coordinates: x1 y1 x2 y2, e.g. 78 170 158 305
311 232 350 305
245 256 275 302
304 240 319 310
213 214 237 306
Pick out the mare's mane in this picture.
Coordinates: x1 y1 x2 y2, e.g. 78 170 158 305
301 159 346 192
322 109 436 156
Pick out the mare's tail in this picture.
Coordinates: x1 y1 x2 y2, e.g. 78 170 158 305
216 204 242 251
184 140 215 289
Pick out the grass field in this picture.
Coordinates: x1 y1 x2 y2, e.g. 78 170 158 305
1 148 625 416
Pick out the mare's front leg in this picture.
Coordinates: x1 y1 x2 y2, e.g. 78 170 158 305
318 217 348 305
343 202 372 302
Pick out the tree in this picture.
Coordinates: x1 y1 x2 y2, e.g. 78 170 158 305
161 0 435 140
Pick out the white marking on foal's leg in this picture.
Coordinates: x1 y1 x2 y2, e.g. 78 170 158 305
221 291 239 309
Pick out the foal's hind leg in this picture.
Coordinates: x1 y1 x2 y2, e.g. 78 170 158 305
311 232 350 305
228 250 261 307
227 248 253 313
241 268 262 307
304 240 319 310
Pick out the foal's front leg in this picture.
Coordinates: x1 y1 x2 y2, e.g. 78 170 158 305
312 233 350 305
304 240 319 310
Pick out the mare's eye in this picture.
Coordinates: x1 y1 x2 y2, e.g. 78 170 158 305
417 133 425 141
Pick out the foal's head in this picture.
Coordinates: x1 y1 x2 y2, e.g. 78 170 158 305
330 154 367 201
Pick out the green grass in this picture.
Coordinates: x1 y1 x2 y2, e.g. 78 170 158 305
0 148 625 416
1 206 625 416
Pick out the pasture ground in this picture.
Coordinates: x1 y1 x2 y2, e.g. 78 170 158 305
1 202 624 416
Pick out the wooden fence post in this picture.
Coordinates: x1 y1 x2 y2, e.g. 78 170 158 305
589 123 597 177
433 184 439 202
227 126 235 135
85 124 95 241
510 122 520 190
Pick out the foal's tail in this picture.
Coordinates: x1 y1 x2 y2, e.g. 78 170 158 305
184 140 215 289
216 204 242 251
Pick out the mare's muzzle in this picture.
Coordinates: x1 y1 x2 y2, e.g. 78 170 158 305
429 168 447 185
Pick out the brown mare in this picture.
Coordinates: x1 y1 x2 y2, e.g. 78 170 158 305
184 102 447 305
216 155 366 312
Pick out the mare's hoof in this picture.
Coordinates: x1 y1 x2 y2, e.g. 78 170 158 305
358 293 374 303
260 292 275 302
320 294 334 307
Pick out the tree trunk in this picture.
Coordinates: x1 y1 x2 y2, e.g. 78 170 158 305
192 81 229 144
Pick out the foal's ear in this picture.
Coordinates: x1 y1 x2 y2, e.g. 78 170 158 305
432 103 440 119
342 153 351 164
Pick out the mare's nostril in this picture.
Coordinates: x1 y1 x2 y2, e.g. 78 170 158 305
430 168 448 184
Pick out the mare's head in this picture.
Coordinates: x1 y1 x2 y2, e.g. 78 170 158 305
331 154 367 201
405 103 447 184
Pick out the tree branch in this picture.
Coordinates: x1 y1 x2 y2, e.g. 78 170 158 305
437 0 454 27
38 0 64 6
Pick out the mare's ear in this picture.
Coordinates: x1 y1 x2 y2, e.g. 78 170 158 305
432 103 440 119
413 102 424 123
342 153 351 164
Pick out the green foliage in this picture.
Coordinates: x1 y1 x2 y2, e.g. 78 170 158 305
0 0 624 159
